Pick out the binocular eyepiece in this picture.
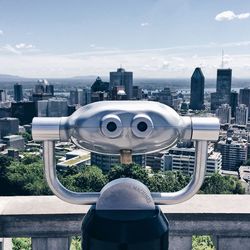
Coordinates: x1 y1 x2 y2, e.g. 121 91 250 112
32 101 219 155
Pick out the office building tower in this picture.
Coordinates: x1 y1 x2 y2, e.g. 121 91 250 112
0 117 19 139
47 98 68 117
11 102 36 125
45 84 54 96
146 152 164 170
235 104 248 126
216 69 232 102
91 77 109 92
190 67 205 110
35 82 45 94
239 88 250 118
216 104 231 124
69 89 78 105
158 88 173 107
91 91 109 102
0 90 7 102
230 91 238 118
83 88 91 105
162 146 222 175
78 88 91 106
133 86 142 100
211 68 232 110
217 138 248 171
37 100 48 117
33 80 53 102
110 68 133 100
14 83 23 102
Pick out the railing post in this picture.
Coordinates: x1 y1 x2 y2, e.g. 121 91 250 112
0 238 12 250
169 235 192 250
32 237 71 250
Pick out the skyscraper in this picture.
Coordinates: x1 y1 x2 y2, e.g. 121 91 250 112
110 68 133 100
239 88 250 119
211 68 232 110
216 69 232 100
230 91 238 118
0 90 7 102
216 104 231 124
190 67 205 110
14 83 23 102
236 104 248 126
217 138 248 171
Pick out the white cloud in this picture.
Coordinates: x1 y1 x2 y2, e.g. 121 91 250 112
2 44 21 54
215 11 250 21
0 30 3 35
15 43 34 49
141 22 149 27
237 13 250 19
1 40 250 78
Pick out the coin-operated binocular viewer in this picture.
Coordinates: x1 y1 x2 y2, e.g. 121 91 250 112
32 101 219 250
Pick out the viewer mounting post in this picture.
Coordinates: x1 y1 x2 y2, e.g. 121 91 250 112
32 101 219 249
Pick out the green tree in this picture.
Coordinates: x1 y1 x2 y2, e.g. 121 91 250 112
0 154 14 195
19 131 32 143
201 173 245 194
192 235 215 250
147 171 190 192
108 164 150 185
6 155 51 195
12 238 31 250
66 166 108 192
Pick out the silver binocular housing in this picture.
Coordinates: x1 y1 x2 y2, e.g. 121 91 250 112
32 101 219 205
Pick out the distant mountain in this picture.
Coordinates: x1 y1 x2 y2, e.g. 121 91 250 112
0 74 31 81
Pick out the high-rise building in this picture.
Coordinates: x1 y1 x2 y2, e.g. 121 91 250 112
216 104 231 124
45 84 54 96
91 77 109 92
0 117 19 139
69 88 91 106
69 89 78 105
239 88 250 118
14 83 23 102
162 145 222 175
235 104 248 126
190 67 205 110
33 80 53 101
11 102 36 125
217 138 248 171
37 100 48 117
211 68 232 110
0 90 7 102
133 86 143 100
158 88 173 107
230 91 238 118
216 69 232 101
110 68 133 100
47 98 68 117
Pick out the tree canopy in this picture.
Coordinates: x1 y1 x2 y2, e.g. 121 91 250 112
0 155 246 196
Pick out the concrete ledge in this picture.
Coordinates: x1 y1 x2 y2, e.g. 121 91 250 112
0 195 250 238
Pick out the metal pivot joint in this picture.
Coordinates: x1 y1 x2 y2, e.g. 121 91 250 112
32 101 220 205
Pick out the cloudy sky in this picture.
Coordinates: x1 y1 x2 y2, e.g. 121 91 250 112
0 0 250 78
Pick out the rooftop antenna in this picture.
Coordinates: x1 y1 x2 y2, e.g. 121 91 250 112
221 49 224 69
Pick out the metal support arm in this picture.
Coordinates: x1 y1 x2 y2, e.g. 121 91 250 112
43 141 100 205
43 140 207 205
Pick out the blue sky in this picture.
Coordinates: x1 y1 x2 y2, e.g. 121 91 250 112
0 0 250 78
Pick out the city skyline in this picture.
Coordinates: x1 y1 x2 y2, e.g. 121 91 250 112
0 0 250 78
